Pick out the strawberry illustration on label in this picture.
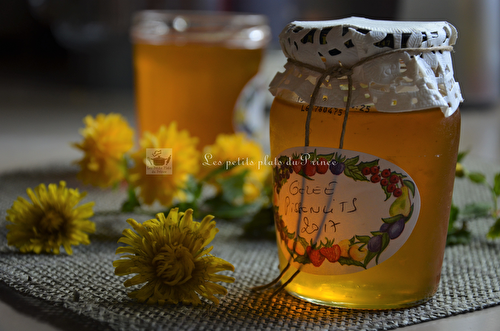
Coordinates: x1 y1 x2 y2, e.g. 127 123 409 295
320 245 341 263
306 246 325 267
292 157 302 174
303 160 317 177
316 157 329 174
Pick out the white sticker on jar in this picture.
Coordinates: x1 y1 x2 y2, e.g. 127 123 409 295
273 146 421 275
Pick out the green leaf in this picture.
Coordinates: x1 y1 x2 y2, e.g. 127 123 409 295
356 159 379 172
487 217 500 239
390 170 405 177
204 195 260 219
380 233 390 253
446 227 471 245
338 256 366 268
216 169 249 203
180 175 203 202
344 166 367 181
403 180 416 197
218 202 261 219
494 173 500 197
448 203 459 231
406 203 414 221
298 236 309 249
382 204 414 225
202 163 237 182
462 203 491 218
363 250 377 266
355 235 371 244
297 171 314 180
381 185 392 201
468 172 487 184
121 188 141 212
294 254 311 264
456 150 469 163
382 214 403 224
344 155 359 166
344 162 369 182
310 149 318 161
278 155 290 165
374 234 390 265
317 152 336 162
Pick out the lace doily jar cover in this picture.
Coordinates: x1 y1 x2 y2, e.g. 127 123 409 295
268 17 462 309
270 16 463 116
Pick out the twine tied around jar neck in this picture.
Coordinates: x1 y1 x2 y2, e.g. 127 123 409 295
252 45 454 299
292 45 455 149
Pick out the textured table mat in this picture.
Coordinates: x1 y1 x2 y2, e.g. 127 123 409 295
1 164 500 331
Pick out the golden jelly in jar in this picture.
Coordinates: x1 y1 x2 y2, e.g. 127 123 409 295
268 17 462 309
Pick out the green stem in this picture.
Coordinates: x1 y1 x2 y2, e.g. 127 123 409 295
120 154 141 212
122 154 132 186
488 184 498 218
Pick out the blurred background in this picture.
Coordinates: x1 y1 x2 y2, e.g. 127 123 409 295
1 0 500 171
0 0 404 89
1 0 498 100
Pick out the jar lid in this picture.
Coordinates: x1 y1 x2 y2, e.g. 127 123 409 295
269 17 462 116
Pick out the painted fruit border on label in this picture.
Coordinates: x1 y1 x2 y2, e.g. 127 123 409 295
273 146 421 275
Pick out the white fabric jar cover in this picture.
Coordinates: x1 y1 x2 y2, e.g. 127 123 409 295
269 17 463 117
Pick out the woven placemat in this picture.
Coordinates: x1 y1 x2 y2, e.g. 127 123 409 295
1 163 500 331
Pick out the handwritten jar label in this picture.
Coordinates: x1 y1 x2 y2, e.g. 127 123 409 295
273 147 421 275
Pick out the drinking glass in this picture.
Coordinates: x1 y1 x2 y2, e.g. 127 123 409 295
131 10 271 147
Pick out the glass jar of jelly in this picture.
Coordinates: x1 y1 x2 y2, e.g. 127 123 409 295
268 17 462 309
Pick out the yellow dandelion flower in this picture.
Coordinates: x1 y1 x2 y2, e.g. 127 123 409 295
113 208 235 305
73 113 134 188
201 133 270 203
5 181 95 255
129 123 199 206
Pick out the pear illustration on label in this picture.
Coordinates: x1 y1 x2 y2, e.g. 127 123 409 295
390 187 410 216
273 147 421 275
